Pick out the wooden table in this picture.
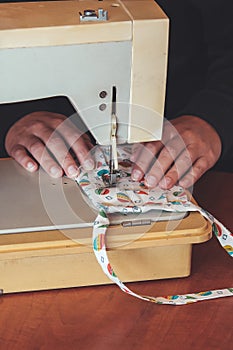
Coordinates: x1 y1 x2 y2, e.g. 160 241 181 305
0 171 232 350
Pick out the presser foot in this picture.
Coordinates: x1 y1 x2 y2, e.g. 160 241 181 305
102 169 122 188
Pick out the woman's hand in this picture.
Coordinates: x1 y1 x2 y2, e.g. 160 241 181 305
5 111 94 178
130 115 222 189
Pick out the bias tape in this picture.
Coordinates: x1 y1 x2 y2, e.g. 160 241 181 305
76 146 233 305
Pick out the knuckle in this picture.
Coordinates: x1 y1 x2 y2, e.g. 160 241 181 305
182 128 195 140
145 142 157 154
28 113 66 132
12 148 22 158
186 144 195 153
195 164 204 176
193 162 207 175
159 147 174 161
167 168 178 179
69 132 84 145
51 115 67 128
29 140 44 155
132 143 143 153
208 149 219 164
29 120 46 132
63 153 74 163
10 145 23 158
186 144 200 162
180 174 194 187
164 145 177 159
134 159 149 172
47 135 63 148
182 152 193 166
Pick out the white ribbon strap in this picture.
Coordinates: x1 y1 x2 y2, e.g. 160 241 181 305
76 146 233 305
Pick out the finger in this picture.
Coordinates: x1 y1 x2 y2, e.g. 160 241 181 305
131 141 163 182
130 143 145 162
10 145 38 172
25 137 63 178
33 115 94 172
144 136 185 188
39 128 80 178
179 156 211 188
130 144 145 181
72 139 94 171
158 146 194 189
160 118 181 144
58 124 95 171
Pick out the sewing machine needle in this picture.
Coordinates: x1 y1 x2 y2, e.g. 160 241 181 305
111 112 118 172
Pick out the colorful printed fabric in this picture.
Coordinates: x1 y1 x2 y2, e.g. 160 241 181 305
75 146 233 305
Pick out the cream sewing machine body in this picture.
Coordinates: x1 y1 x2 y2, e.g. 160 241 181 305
0 0 168 146
0 0 211 294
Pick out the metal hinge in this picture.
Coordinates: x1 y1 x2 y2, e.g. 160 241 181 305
122 219 152 227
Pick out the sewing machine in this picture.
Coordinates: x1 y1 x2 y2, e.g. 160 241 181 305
0 0 211 294
0 0 168 177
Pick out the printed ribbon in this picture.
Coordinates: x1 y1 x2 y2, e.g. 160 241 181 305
76 146 233 305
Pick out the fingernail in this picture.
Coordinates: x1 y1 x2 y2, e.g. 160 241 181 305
50 166 62 177
145 175 157 187
131 169 142 181
26 162 36 172
83 159 94 171
67 165 79 177
160 176 172 189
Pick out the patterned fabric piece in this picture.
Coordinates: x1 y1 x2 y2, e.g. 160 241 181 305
76 146 233 305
